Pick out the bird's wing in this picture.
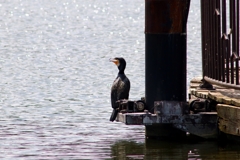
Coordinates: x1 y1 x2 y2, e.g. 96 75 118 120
111 77 120 109
111 76 130 109
118 76 130 100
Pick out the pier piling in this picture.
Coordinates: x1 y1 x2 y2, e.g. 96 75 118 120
145 0 191 112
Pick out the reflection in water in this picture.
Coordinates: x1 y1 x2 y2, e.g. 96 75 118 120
110 138 240 160
111 141 144 159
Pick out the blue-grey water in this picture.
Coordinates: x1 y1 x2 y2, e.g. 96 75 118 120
0 0 239 159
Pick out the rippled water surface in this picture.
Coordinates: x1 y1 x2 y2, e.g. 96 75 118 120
0 0 238 159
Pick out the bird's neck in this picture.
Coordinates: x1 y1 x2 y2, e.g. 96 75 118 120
118 70 124 74
118 65 125 75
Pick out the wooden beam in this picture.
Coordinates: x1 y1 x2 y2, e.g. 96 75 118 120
217 104 240 136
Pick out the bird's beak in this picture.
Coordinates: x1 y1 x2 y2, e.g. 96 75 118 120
109 58 119 66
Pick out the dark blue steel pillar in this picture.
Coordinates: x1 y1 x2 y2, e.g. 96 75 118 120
145 0 190 113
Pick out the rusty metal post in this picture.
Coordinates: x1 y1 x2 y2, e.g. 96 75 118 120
145 0 190 112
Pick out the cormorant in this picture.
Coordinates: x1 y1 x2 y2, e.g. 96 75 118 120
109 57 130 122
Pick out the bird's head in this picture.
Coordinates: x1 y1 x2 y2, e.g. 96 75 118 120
109 57 126 74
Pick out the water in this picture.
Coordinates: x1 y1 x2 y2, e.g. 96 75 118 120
0 0 238 159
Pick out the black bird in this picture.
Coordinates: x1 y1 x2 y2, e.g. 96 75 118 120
109 57 130 122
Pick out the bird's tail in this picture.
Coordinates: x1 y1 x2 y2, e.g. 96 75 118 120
109 109 119 122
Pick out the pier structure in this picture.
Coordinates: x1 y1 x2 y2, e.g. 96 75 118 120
116 0 240 140
200 0 240 139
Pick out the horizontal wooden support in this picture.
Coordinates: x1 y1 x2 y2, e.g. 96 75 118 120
116 113 146 125
218 118 240 136
217 104 240 122
217 104 240 136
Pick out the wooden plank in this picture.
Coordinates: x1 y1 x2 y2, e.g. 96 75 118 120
208 92 223 101
218 90 240 100
218 118 240 136
208 91 235 104
217 104 240 121
189 78 240 107
190 89 209 99
188 94 199 100
216 96 226 103
190 77 202 83
190 88 196 95
231 99 240 107
190 82 200 88
222 97 232 105
191 89 197 97
196 90 209 99
116 113 145 125
217 104 240 136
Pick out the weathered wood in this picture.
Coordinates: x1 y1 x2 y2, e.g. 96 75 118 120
217 104 240 121
189 79 214 99
208 91 220 100
218 118 240 136
190 77 202 83
196 90 209 99
232 99 240 107
189 88 209 99
218 90 240 107
188 77 240 138
190 82 200 88
189 78 240 107
116 113 146 125
217 104 240 136
190 89 196 95
222 97 232 105
188 79 238 103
